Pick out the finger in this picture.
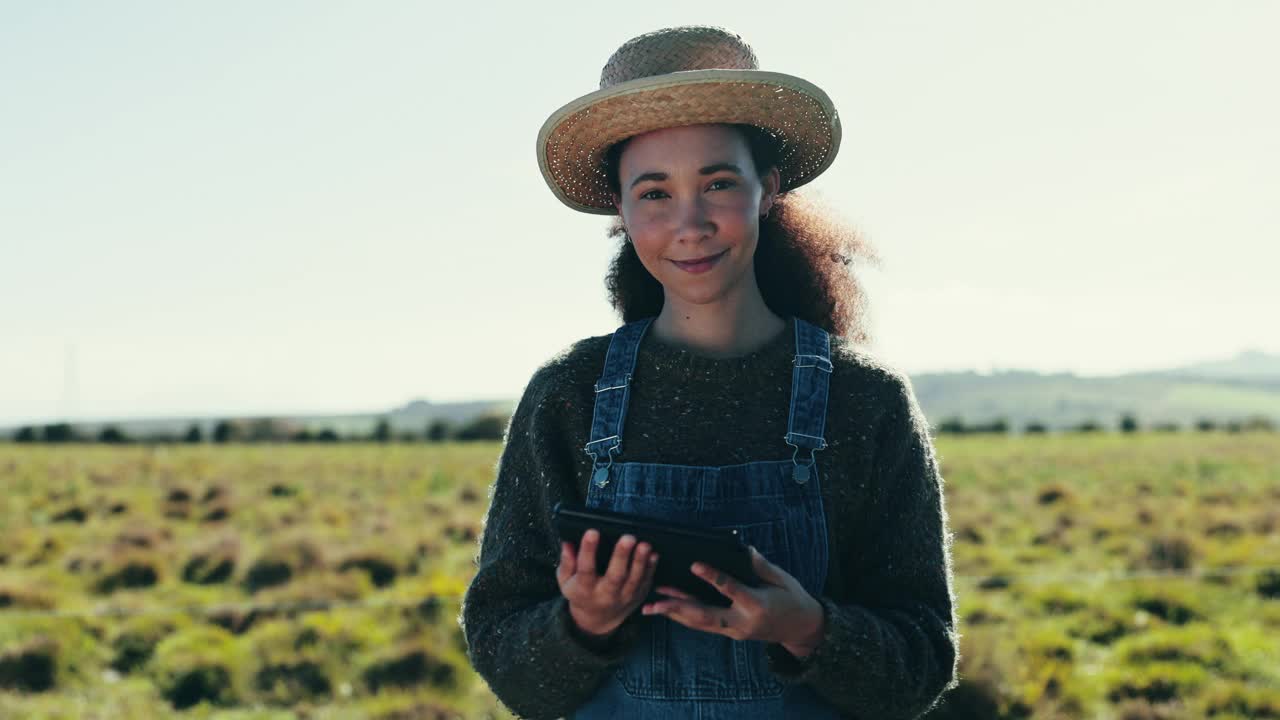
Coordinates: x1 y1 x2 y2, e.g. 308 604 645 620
576 529 598 579
655 585 694 600
557 541 575 586
645 548 660 584
651 598 721 633
640 548 660 594
691 562 754 607
619 542 653 599
746 545 777 584
749 545 786 586
600 534 636 592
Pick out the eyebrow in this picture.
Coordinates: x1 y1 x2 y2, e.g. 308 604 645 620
628 162 744 190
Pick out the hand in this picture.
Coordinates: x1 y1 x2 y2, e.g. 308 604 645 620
557 529 659 639
641 545 827 658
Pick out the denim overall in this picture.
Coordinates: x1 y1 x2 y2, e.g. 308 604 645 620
569 315 844 719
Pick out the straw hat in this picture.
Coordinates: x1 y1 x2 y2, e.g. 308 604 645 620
536 25 842 215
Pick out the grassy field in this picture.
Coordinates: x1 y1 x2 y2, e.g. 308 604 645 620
1 433 1278 719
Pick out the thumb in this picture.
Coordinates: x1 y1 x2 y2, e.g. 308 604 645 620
749 545 782 582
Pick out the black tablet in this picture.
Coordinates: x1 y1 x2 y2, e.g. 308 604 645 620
552 501 764 609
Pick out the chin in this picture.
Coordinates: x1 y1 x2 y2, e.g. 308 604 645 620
666 276 742 305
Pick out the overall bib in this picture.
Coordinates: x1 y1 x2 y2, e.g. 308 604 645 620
569 315 844 719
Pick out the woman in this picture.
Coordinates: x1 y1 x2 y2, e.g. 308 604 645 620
461 25 959 720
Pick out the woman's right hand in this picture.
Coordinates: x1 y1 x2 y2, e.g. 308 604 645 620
558 529 659 639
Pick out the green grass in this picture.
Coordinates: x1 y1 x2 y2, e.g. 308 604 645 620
0 433 1278 718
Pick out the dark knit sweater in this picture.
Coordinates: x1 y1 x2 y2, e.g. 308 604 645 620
460 316 960 720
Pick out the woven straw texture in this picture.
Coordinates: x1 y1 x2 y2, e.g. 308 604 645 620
537 26 841 215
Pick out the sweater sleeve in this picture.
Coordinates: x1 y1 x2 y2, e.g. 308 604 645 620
459 366 646 720
763 373 961 720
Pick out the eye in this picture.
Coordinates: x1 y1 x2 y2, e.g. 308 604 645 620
709 179 737 190
639 189 668 200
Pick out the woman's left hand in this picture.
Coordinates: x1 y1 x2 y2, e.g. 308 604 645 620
642 545 827 658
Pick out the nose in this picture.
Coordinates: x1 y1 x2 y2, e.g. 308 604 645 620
672 193 714 245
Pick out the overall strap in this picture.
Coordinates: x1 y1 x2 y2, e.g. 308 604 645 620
784 316 833 483
583 316 655 485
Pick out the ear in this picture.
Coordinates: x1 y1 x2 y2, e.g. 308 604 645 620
612 192 629 227
759 167 781 215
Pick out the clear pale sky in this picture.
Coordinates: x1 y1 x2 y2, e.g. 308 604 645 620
2 1 1276 425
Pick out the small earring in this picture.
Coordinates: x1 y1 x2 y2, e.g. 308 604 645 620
623 230 633 244
760 207 771 220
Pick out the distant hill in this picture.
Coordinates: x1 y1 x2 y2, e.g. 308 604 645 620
4 351 1278 438
0 398 514 441
909 350 1280 431
1145 348 1280 383
381 398 514 432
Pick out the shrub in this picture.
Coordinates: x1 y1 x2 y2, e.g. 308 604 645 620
93 550 162 594
41 423 77 443
1037 483 1072 505
971 418 1009 434
338 550 399 588
1030 585 1089 615
212 420 236 444
110 615 187 674
370 701 468 720
247 620 333 706
426 419 452 442
98 426 130 444
51 506 88 524
1104 662 1207 704
1129 586 1203 626
454 413 507 441
1114 624 1239 674
1200 680 1280 718
1239 414 1276 432
0 637 57 692
148 625 245 710
1256 569 1280 600
0 585 56 611
1113 698 1189 720
1141 534 1197 572
361 643 457 693
182 537 239 585
246 572 373 629
1025 626 1075 661
1067 605 1132 645
242 536 325 594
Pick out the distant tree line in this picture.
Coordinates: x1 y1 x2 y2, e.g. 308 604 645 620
931 412 1277 436
4 413 510 444
9 410 1275 443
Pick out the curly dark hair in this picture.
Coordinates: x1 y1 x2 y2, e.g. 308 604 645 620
601 123 877 343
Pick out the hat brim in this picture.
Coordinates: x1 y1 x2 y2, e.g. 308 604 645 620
537 69 842 215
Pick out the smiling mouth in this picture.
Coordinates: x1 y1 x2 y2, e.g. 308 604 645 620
670 249 728 274
671 249 727 265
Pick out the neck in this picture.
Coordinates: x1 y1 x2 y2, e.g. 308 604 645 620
652 283 786 359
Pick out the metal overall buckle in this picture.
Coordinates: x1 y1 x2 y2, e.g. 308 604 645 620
587 442 620 488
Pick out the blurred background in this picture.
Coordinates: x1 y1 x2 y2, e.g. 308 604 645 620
2 1 1277 718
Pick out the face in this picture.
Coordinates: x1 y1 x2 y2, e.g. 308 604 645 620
611 124 780 308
